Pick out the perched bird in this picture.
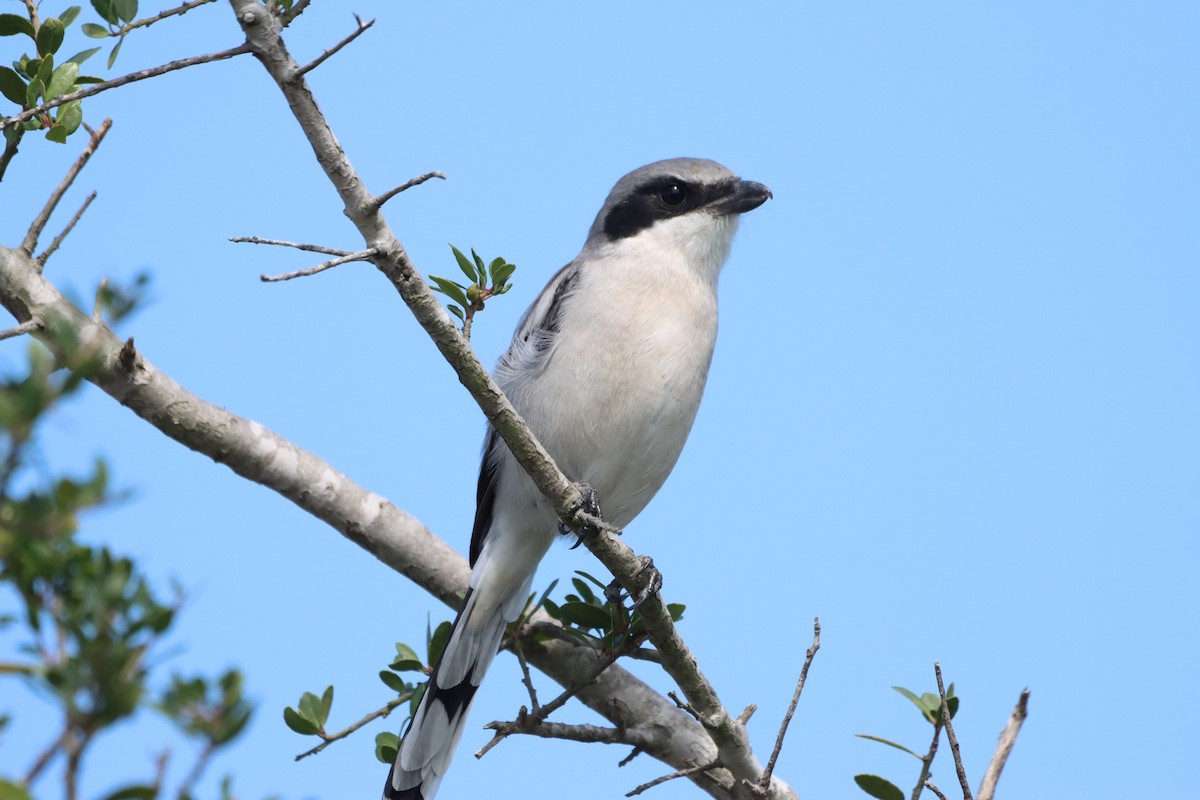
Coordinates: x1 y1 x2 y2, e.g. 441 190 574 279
385 158 771 799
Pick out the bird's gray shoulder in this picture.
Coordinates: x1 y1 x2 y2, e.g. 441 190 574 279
494 260 582 385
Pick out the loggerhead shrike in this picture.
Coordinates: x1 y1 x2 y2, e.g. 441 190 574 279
385 158 771 800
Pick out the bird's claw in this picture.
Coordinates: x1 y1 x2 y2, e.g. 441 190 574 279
606 556 662 611
563 482 609 543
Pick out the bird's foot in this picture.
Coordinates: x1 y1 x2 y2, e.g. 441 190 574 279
606 556 662 611
562 482 618 543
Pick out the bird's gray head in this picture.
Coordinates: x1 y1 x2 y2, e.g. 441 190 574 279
583 158 771 278
586 157 771 243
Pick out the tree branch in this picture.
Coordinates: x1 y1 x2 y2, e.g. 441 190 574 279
297 15 374 76
296 693 412 761
977 690 1030 800
1 46 251 131
260 247 377 282
38 190 97 266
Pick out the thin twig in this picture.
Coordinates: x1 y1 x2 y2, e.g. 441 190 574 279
296 693 411 761
619 747 643 767
910 714 943 800
175 742 215 800
297 15 374 75
977 690 1030 800
476 636 641 758
753 618 820 796
229 236 349 257
37 191 97 266
0 317 42 341
280 0 311 25
121 0 217 35
0 126 25 182
2 45 252 131
92 278 109 321
924 780 950 800
626 761 720 798
22 119 112 258
512 637 541 712
371 171 448 210
260 248 378 282
934 662 972 800
737 704 758 725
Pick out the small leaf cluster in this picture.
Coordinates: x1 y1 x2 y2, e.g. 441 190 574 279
539 571 685 653
158 669 254 748
283 620 453 766
428 245 515 334
80 0 141 68
854 683 960 800
0 5 106 145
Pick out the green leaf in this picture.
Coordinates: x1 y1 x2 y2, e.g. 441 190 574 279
947 695 959 720
666 602 686 621
113 0 138 24
81 22 110 38
428 620 453 666
36 17 65 56
470 248 485 274
0 779 36 800
853 774 905 800
282 705 319 735
91 0 120 26
45 123 68 143
0 13 36 38
892 686 937 723
45 62 79 101
429 275 470 308
492 260 516 287
25 78 44 108
0 67 26 106
559 601 612 631
379 670 409 693
99 786 156 800
542 598 561 619
571 576 596 605
449 244 478 283
390 642 424 673
374 731 399 764
319 684 333 724
60 6 84 27
66 46 102 66
297 690 324 727
854 734 922 758
106 35 124 69
447 304 464 321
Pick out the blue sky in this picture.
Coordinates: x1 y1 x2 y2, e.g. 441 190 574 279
2 2 1198 799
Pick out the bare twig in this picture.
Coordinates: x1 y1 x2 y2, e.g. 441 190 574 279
120 0 219 35
279 0 311 25
23 726 66 784
0 127 25 182
371 171 448 210
911 714 943 800
298 15 374 75
260 247 378 282
175 742 215 800
627 761 721 798
977 690 1030 800
22 120 112 258
92 278 109 321
753 619 820 796
477 636 641 758
924 780 950 800
934 662 972 800
0 317 42 341
37 191 98 266
512 636 541 712
229 236 350 256
295 693 411 761
737 705 757 726
2 45 252 131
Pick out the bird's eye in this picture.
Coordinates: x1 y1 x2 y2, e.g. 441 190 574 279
659 183 688 206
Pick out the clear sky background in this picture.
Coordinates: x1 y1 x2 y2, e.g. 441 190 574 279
2 2 1197 799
